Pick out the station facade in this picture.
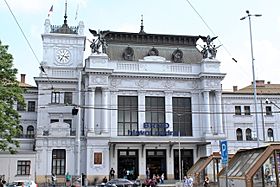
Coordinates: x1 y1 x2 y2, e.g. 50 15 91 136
3 16 280 185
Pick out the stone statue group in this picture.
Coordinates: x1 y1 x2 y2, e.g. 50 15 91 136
89 29 110 54
198 35 221 59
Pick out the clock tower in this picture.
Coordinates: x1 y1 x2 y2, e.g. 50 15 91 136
40 15 85 74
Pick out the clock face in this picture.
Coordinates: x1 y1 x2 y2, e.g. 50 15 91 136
55 49 71 64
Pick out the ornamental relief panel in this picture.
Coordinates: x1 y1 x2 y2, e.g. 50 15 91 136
192 81 199 89
205 80 220 88
162 80 175 90
90 75 108 85
110 79 121 88
135 79 149 89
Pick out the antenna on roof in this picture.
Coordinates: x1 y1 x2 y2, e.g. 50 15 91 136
139 14 146 34
64 0 68 25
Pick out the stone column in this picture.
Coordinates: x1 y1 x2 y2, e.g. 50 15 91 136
88 88 95 134
215 91 223 134
102 88 109 133
138 91 146 131
165 91 173 132
203 91 211 134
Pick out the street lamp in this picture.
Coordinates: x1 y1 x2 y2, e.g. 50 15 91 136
240 10 262 147
178 114 182 183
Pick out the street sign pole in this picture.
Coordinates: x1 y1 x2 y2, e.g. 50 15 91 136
220 140 228 187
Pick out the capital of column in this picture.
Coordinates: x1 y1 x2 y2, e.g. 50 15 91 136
88 87 96 92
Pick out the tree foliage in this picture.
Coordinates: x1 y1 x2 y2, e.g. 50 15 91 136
0 40 25 154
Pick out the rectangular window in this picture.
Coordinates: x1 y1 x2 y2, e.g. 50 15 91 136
64 92 73 105
173 97 192 136
145 97 165 136
63 119 72 127
51 92 60 104
244 106 250 115
17 160 31 175
27 101 36 112
17 103 25 111
235 106 241 115
94 152 102 165
118 96 138 136
52 149 66 175
266 106 272 115
50 119 59 123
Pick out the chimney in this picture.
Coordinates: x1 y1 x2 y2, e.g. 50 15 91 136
256 80 265 87
20 74 26 83
233 86 238 92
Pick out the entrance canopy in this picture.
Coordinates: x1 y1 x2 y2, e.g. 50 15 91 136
187 152 227 186
218 144 280 187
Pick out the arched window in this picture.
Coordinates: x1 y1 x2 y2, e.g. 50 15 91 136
268 128 274 142
27 125 34 138
18 125 23 138
246 128 252 141
236 128 243 141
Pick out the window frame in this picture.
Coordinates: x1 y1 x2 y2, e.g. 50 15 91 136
235 106 242 115
64 92 73 105
117 96 138 136
51 92 60 104
27 101 36 112
17 160 31 175
172 97 192 136
145 96 165 136
236 128 243 141
245 128 252 141
52 149 66 175
244 106 251 115
266 106 272 116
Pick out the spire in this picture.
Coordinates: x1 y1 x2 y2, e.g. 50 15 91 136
64 0 68 25
51 0 77 34
139 14 146 34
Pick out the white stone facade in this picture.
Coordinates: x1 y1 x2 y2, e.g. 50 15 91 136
2 18 280 185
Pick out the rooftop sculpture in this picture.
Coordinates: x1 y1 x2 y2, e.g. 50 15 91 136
198 35 221 59
89 29 110 54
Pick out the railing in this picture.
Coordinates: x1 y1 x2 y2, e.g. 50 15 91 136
15 134 35 139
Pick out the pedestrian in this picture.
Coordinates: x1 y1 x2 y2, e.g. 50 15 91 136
110 168 115 180
123 168 127 179
203 176 209 187
160 173 164 184
65 172 71 187
102 176 108 184
146 167 150 179
51 173 56 187
185 175 193 187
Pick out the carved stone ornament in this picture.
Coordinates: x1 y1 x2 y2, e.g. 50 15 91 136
172 49 183 63
148 47 159 56
123 47 134 61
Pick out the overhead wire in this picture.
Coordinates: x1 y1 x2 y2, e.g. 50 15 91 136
3 0 54 89
184 0 237 63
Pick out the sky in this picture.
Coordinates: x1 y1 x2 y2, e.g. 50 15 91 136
1 0 280 91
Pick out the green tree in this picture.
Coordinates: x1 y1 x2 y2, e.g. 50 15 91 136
0 40 25 154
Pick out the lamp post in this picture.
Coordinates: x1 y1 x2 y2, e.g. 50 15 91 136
178 114 182 183
240 10 262 147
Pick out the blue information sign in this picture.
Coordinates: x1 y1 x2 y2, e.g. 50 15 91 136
220 140 228 165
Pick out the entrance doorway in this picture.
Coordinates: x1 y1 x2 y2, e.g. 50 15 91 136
174 149 193 179
146 150 167 179
118 150 139 180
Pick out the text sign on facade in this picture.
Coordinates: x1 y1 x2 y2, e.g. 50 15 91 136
220 140 228 165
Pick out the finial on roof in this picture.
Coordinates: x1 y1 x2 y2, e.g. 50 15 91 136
64 0 68 25
139 14 146 34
